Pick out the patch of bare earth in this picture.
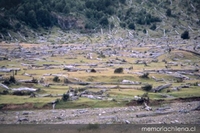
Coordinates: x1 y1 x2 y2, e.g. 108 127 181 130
1 103 34 110
0 100 200 124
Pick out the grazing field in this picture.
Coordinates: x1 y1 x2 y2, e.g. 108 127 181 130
0 35 200 110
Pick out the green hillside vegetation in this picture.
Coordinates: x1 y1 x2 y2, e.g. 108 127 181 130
0 0 200 41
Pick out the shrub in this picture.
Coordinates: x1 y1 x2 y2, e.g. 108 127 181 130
114 67 123 74
0 90 9 95
136 93 150 104
120 22 126 28
98 52 106 58
129 66 133 70
53 76 60 82
150 24 156 30
100 17 109 26
13 91 32 96
31 77 38 84
143 29 147 33
64 78 71 84
9 76 16 83
90 69 96 73
181 30 190 39
166 89 171 93
2 79 10 85
128 23 135 30
193 82 199 86
62 93 69 101
3 76 16 85
166 8 172 17
139 73 149 78
150 16 162 22
141 84 152 92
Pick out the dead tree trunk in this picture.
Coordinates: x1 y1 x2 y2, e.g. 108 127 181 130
153 84 172 92
136 111 174 118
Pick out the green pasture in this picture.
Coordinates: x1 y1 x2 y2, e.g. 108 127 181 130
0 44 200 109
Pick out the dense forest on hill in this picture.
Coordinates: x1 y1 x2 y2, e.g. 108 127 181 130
3 0 126 31
0 0 199 39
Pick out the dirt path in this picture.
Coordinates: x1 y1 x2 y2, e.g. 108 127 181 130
0 101 200 124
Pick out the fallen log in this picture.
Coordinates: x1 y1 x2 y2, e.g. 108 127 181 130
171 72 190 80
17 118 29 122
179 48 200 56
18 79 38 84
0 83 9 90
146 69 198 73
38 94 53 97
12 87 38 92
0 68 21 72
156 107 171 111
153 84 172 92
136 111 174 118
151 76 164 82
121 80 141 85
144 102 152 111
191 104 200 111
73 82 90 85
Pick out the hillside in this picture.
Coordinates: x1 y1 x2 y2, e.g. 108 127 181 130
0 0 200 42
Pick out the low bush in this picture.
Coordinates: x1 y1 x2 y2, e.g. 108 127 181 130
138 92 150 104
13 91 32 96
2 76 16 85
181 30 190 39
114 67 123 74
141 84 152 92
62 93 69 101
53 76 60 82
139 73 149 78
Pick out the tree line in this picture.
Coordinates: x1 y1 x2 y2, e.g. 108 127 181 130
0 0 198 36
0 0 163 31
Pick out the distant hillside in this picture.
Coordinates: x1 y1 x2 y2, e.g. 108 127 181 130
0 0 199 42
